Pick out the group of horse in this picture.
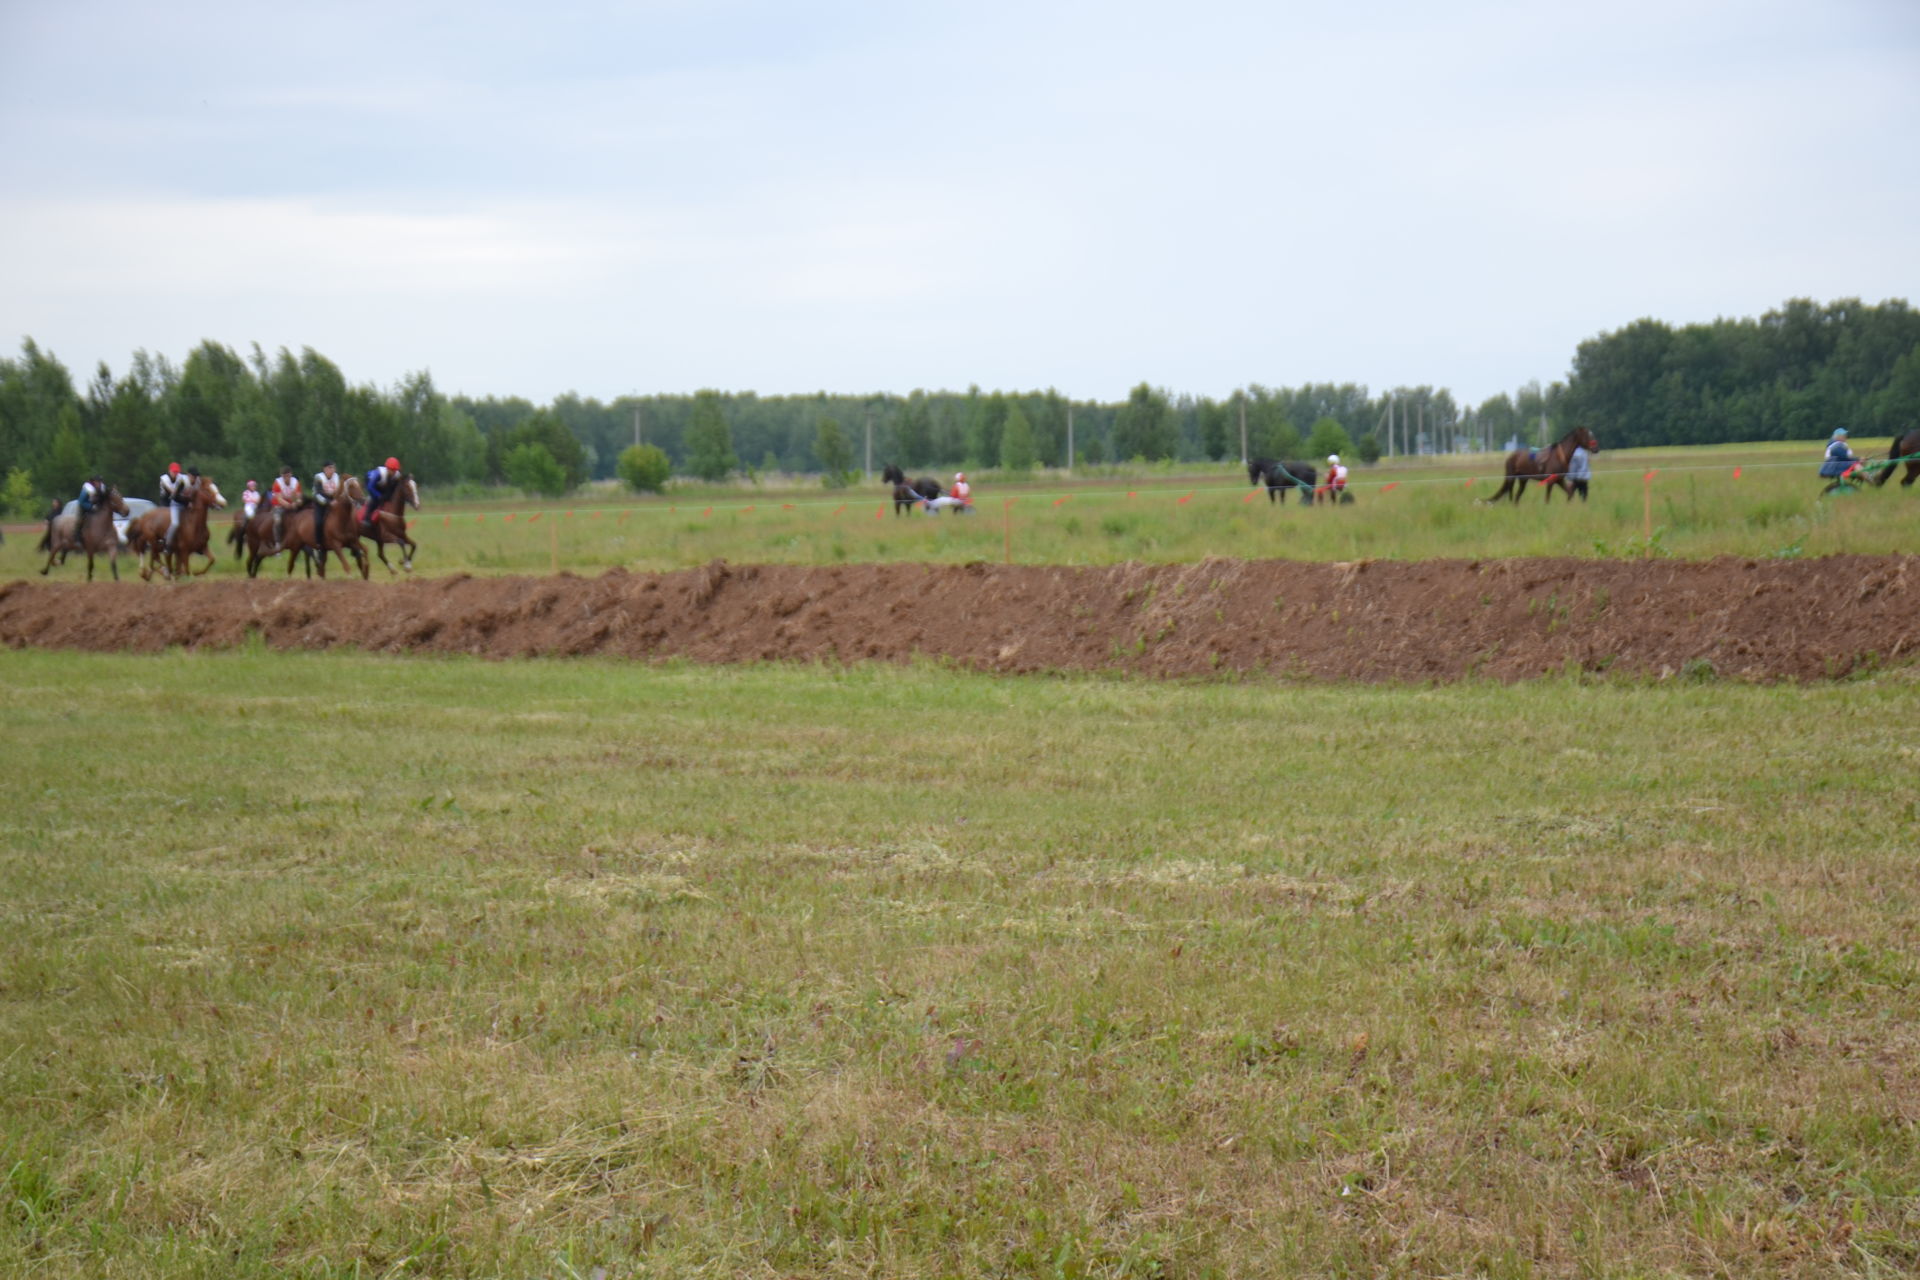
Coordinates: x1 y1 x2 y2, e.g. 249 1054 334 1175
37 472 421 582
1256 428 1604 505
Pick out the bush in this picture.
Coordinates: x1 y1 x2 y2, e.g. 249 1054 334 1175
1 467 37 518
1356 432 1382 464
616 444 671 493
502 441 568 497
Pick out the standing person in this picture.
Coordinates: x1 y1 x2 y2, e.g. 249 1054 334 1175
269 465 303 552
311 460 342 550
239 479 262 520
950 471 972 508
1325 454 1349 501
158 462 188 549
1567 442 1592 501
1819 428 1858 480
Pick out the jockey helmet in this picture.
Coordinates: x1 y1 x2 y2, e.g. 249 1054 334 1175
1832 428 1848 439
955 472 965 482
385 457 400 471
1327 454 1340 465
168 462 181 475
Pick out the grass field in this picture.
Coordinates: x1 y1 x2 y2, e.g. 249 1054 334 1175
4 649 1917 1277
5 441 1916 580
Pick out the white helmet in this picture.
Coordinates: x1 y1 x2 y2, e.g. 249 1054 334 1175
955 472 965 482
1327 454 1340 465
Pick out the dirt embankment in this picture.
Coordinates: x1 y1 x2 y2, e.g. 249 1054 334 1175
2 557 1917 681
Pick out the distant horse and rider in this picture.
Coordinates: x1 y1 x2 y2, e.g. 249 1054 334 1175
1247 458 1319 504
126 475 226 580
229 476 372 578
359 471 420 572
1486 426 1601 503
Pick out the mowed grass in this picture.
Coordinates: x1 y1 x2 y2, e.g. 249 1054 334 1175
2 648 1917 1277
4 440 1915 579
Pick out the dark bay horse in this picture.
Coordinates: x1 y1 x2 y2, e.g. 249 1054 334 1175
39 486 130 580
1487 426 1600 503
881 463 907 487
1872 428 1920 489
358 472 419 573
1248 458 1317 504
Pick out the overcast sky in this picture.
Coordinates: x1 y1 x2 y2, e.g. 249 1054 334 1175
2 0 1916 407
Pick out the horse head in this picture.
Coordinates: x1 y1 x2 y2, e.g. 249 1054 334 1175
1247 458 1270 485
881 464 906 486
402 475 419 510
343 475 367 503
199 479 227 510
1574 426 1600 453
106 486 130 516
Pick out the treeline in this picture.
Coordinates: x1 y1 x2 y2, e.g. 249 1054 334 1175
1561 298 1920 448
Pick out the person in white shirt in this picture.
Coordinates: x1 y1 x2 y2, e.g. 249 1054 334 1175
240 480 262 520
311 461 342 550
1325 454 1349 501
269 466 303 551
950 472 972 507
158 463 187 547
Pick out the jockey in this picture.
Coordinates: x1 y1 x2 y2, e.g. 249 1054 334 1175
159 462 187 547
1819 428 1858 479
312 461 342 550
240 479 262 520
951 471 972 507
78 475 107 516
363 457 401 523
270 465 303 550
1326 454 1349 498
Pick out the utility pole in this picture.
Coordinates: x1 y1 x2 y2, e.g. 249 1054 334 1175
1237 391 1248 465
632 404 642 448
864 412 871 482
1067 403 1075 470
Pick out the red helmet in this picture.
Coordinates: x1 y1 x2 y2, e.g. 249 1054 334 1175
168 462 181 475
385 457 400 471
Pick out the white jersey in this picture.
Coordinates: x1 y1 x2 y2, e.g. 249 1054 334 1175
313 470 342 500
160 473 187 505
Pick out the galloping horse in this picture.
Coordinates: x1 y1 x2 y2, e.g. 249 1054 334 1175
1872 428 1920 490
1247 458 1317 504
1487 426 1600 503
39 486 130 580
358 472 419 573
127 477 226 579
280 476 370 578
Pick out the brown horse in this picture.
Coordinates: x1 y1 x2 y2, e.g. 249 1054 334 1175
358 472 419 573
1872 428 1920 489
1487 426 1600 503
127 477 226 580
39 487 130 581
273 477 370 578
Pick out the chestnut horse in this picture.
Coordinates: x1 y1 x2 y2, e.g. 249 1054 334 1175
358 472 419 573
127 477 226 580
1487 426 1600 503
39 486 130 580
1872 428 1920 490
278 476 370 578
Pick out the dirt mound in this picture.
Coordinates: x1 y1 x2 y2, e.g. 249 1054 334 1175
3 556 1916 681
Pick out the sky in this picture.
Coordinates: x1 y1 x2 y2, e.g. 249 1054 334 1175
2 0 1917 408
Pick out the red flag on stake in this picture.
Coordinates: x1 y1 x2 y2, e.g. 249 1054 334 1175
1381 482 1399 493
1176 491 1194 504
1465 477 1475 488
476 514 485 523
832 503 846 516
1127 491 1137 499
742 504 755 513
504 513 515 522
781 503 795 510
701 506 712 517
1643 469 1657 482
1733 466 1742 479
528 512 541 524
1053 495 1071 507
875 506 884 519
1242 489 1257 503
442 515 449 527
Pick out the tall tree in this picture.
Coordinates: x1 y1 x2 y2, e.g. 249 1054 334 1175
999 405 1037 472
684 390 737 482
1113 383 1177 461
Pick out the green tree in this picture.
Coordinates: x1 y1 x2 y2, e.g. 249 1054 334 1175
502 441 567 496
1306 417 1353 460
1 467 37 517
42 407 91 498
999 405 1038 472
685 390 737 482
1113 383 1176 461
617 443 671 493
894 392 932 468
813 416 855 487
494 410 587 489
1355 432 1382 464
1256 417 1302 460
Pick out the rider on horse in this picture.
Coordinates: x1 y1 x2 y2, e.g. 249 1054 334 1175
270 464 304 551
1819 428 1859 481
159 462 189 550
363 457 402 523
240 479 262 520
78 474 108 517
312 461 342 549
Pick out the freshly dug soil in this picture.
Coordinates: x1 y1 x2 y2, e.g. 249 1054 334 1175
3 557 1916 681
